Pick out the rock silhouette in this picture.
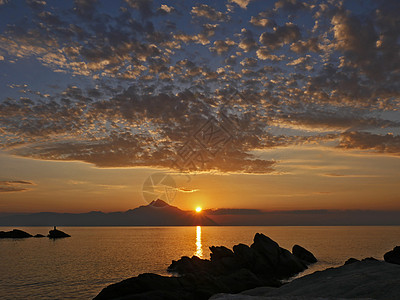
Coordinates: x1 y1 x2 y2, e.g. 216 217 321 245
94 233 316 300
48 227 71 239
292 244 318 264
0 229 32 238
384 246 400 265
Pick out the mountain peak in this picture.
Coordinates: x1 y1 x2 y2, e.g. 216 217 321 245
149 199 170 207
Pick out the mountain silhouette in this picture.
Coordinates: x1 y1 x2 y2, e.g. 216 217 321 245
0 200 217 226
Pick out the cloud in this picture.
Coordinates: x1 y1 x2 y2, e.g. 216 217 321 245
229 0 252 9
191 4 228 22
259 23 301 49
338 132 400 155
0 180 35 193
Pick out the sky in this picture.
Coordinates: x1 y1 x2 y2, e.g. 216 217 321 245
0 0 399 214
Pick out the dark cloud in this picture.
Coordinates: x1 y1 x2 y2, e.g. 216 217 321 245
259 23 301 49
0 180 34 193
339 132 400 155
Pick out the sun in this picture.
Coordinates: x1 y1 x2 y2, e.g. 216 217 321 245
195 206 202 213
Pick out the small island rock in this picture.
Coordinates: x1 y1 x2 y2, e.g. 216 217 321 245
33 234 45 238
48 227 70 239
0 229 32 238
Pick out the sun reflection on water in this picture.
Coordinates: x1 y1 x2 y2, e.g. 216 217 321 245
195 226 203 258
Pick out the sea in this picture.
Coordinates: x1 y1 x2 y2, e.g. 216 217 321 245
1 226 399 299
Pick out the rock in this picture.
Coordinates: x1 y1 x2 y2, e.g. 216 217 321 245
344 257 359 265
210 260 400 300
168 256 210 274
210 246 235 261
384 246 400 265
276 248 307 278
33 234 45 238
48 228 70 239
292 245 317 264
0 229 32 238
251 233 281 267
97 233 313 300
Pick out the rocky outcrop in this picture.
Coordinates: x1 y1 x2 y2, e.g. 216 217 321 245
0 229 32 238
33 234 45 238
48 228 70 239
210 259 400 300
95 233 316 300
384 246 400 265
292 245 317 264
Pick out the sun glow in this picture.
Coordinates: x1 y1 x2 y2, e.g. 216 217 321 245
195 206 202 213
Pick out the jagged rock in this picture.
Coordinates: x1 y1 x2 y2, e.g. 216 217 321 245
384 246 400 265
276 248 307 278
210 246 235 261
0 229 32 238
345 257 360 265
48 228 70 239
292 244 318 264
251 233 281 267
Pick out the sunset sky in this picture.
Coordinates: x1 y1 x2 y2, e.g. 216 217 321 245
0 0 399 213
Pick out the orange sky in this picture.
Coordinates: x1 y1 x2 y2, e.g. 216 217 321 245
1 144 399 213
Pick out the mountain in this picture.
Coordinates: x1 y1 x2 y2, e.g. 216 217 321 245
0 200 218 226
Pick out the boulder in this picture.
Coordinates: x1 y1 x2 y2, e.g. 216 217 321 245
0 229 32 238
292 244 318 264
384 246 400 265
48 228 70 239
210 246 235 261
33 234 45 238
250 233 281 267
276 248 307 278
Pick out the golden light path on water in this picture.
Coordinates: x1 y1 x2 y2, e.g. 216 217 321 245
195 226 203 258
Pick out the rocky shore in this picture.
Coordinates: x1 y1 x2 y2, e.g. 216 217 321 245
210 259 400 300
94 233 316 300
94 234 400 300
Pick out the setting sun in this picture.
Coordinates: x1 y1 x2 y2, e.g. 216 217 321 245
195 207 202 213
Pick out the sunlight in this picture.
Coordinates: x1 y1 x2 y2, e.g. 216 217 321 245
195 225 203 258
195 206 202 213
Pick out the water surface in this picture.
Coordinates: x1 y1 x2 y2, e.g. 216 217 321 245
1 226 399 299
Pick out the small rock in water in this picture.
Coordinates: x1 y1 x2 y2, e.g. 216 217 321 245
48 227 71 239
0 229 33 239
33 234 45 238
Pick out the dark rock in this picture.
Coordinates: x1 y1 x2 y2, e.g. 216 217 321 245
384 246 400 265
168 256 210 274
210 246 235 261
33 234 45 238
345 258 360 265
276 248 307 278
0 229 32 238
250 233 281 267
362 257 378 262
97 233 313 300
48 228 70 239
292 244 318 264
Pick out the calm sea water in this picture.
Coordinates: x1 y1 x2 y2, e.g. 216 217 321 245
1 226 399 299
